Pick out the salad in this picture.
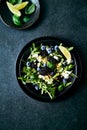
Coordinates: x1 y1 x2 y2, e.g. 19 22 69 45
18 42 77 99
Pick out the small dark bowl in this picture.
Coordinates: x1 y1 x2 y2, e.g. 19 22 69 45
0 0 40 29
16 37 82 102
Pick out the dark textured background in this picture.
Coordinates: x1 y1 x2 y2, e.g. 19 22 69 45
0 0 87 130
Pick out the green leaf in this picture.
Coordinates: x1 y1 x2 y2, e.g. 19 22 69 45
16 0 22 4
30 74 37 80
23 16 30 23
68 47 74 51
68 64 74 70
70 73 78 78
58 84 64 91
65 82 72 87
9 0 16 4
12 15 21 26
25 3 35 14
47 87 56 99
53 72 59 79
47 61 55 69
32 43 35 49
9 0 22 4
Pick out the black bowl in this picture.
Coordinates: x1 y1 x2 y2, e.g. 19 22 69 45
0 0 40 29
16 37 82 102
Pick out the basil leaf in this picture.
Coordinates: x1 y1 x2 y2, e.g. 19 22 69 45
23 16 30 23
9 0 22 4
25 4 35 14
12 15 21 26
9 0 16 4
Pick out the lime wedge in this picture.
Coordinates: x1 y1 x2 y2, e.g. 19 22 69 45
14 1 29 10
6 2 21 17
59 45 71 64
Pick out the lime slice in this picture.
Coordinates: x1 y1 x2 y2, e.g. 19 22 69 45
14 1 29 10
59 45 71 64
6 2 21 17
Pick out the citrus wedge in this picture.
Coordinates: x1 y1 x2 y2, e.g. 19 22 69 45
6 2 21 17
59 45 71 64
14 1 29 10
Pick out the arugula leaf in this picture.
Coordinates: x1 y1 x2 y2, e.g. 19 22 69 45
65 82 72 87
47 61 55 69
68 47 74 51
58 84 64 91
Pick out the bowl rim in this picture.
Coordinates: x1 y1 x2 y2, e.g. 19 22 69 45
16 36 82 102
0 0 40 29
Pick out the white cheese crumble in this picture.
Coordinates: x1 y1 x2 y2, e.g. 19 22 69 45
61 71 72 79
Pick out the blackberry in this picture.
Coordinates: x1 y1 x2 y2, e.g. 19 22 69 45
47 56 57 64
39 67 52 76
39 50 48 57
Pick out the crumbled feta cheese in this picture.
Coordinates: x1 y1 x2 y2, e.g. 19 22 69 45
32 53 38 58
57 63 62 68
37 56 42 62
38 75 44 79
53 56 58 60
38 75 53 84
61 71 72 79
37 63 40 68
47 79 53 84
50 54 53 56
43 57 47 63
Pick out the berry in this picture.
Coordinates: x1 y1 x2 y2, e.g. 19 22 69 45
43 63 47 67
26 61 30 67
39 50 48 57
51 72 54 75
39 67 52 76
47 48 52 54
41 45 46 50
47 56 57 64
54 45 59 51
35 85 39 91
62 78 67 84
37 67 40 71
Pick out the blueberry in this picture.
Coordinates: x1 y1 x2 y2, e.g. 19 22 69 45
43 63 47 67
26 61 30 67
47 48 52 54
54 45 59 51
62 78 67 84
35 85 39 91
51 72 55 76
37 67 40 71
54 81 59 86
41 45 46 50
30 62 36 69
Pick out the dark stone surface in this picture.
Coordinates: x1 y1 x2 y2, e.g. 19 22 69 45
0 0 87 130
